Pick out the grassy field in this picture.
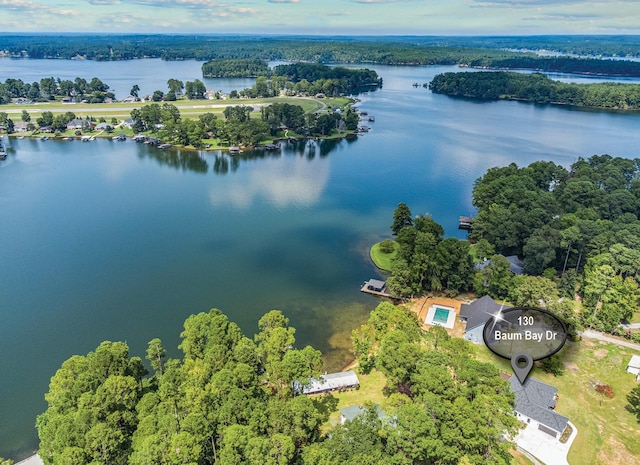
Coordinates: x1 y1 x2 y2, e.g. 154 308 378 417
316 368 388 432
2 96 352 121
474 340 640 465
370 241 398 272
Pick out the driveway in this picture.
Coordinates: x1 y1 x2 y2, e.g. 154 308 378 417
581 330 640 351
515 421 578 465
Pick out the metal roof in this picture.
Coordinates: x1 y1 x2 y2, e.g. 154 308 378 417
303 370 360 394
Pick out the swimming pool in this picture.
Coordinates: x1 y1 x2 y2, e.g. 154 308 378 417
433 307 451 324
424 304 456 329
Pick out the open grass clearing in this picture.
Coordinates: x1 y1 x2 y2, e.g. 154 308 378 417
369 241 398 272
312 368 387 434
474 340 640 465
2 95 350 120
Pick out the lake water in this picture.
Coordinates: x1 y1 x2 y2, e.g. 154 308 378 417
2 59 640 460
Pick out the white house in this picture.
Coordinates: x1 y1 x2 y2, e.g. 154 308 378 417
302 370 359 395
627 355 640 380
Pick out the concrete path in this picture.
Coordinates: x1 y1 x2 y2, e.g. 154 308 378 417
14 455 43 465
580 330 640 351
515 420 578 465
620 323 640 330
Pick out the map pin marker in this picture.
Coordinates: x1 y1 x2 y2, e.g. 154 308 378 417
511 352 533 385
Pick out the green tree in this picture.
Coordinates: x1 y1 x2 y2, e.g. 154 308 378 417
626 384 640 422
391 202 412 235
21 109 30 122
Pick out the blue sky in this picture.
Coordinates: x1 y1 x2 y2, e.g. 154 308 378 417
0 0 638 34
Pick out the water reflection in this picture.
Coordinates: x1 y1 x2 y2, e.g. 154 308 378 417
208 151 330 208
136 145 209 173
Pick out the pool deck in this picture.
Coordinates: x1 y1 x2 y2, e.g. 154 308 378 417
410 297 466 336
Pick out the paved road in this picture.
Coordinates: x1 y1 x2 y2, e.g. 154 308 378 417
580 330 640 351
620 323 640 330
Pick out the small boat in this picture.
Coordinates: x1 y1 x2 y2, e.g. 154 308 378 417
158 143 172 149
368 116 375 122
41 136 49 141
229 146 241 154
17 135 25 139
112 134 126 141
81 135 94 142
62 136 74 141
0 151 7 160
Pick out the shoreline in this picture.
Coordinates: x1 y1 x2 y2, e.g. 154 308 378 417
5 131 360 153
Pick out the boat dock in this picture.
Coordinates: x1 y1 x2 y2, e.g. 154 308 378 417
360 279 393 298
458 216 474 230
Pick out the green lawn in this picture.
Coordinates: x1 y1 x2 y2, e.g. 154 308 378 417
2 95 351 121
317 369 388 431
370 241 398 272
474 340 640 465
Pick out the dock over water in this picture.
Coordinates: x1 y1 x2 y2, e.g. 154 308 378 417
361 279 393 298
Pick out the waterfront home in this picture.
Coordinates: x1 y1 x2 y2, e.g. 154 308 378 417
123 118 135 129
302 370 359 395
14 121 30 132
95 122 109 131
67 119 93 131
459 295 511 344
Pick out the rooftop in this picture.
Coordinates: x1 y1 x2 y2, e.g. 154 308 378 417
509 376 569 434
459 295 510 331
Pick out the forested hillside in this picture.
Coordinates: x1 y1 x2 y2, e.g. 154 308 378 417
4 35 640 76
470 155 640 333
37 305 517 465
429 71 640 109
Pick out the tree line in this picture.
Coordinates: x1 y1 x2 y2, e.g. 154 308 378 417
36 303 518 465
202 59 271 78
468 56 640 77
0 76 113 104
128 101 359 147
429 71 640 110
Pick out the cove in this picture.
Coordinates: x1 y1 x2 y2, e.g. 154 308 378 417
1 61 640 460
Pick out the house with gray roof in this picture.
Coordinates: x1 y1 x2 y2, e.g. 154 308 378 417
302 370 359 395
459 295 510 344
475 255 525 275
510 376 569 439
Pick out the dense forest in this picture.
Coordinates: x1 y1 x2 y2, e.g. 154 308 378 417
429 71 640 109
36 305 517 465
468 56 640 77
385 206 474 299
126 101 359 147
271 63 382 96
0 76 114 104
380 155 640 335
469 156 640 334
202 59 271 78
3 35 640 76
